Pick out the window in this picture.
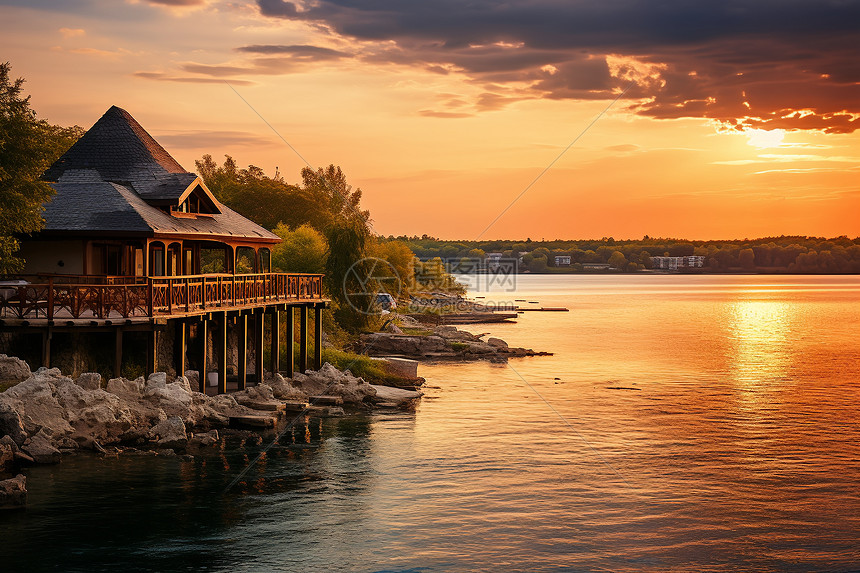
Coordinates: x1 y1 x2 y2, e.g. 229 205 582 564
259 248 271 273
236 247 256 274
150 245 164 276
200 247 227 274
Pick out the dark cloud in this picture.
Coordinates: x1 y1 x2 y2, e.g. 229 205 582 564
144 0 204 5
418 110 474 119
133 71 254 86
254 0 860 132
235 44 349 61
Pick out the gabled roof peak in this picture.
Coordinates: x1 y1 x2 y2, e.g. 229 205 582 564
42 105 186 183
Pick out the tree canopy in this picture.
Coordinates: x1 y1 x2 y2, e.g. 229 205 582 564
0 62 83 273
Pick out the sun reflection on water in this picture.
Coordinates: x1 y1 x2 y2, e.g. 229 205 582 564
728 299 793 396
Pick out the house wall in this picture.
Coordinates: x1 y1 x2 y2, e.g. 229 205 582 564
20 240 85 274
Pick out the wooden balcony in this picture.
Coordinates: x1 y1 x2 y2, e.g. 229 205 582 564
0 273 325 322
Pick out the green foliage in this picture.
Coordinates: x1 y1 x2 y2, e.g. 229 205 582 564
608 250 628 270
272 223 327 274
320 348 403 385
0 62 83 273
367 238 416 296
195 154 323 231
738 248 756 269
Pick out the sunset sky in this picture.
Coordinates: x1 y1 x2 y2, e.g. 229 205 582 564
2 0 859 240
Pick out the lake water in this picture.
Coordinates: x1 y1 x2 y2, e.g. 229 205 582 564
3 274 860 572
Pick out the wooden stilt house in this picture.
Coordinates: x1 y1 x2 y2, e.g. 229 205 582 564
0 106 327 392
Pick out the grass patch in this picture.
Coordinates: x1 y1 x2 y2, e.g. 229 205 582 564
321 348 405 385
449 342 469 352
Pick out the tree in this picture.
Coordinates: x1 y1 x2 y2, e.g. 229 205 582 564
738 248 755 269
271 223 327 274
0 62 82 273
608 250 628 270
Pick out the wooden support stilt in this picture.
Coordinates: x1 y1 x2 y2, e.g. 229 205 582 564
314 305 323 370
146 330 157 376
254 310 264 384
176 320 186 379
114 328 123 379
299 305 308 373
285 306 295 378
237 313 248 390
199 318 208 393
270 308 280 375
42 327 52 369
217 311 227 395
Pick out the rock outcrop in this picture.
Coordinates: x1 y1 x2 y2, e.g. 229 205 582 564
0 474 27 509
0 355 31 386
289 363 377 405
360 326 548 360
0 357 420 470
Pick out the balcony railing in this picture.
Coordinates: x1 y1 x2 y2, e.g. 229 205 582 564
0 273 324 321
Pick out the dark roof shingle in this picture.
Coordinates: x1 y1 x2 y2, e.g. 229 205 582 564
38 106 280 243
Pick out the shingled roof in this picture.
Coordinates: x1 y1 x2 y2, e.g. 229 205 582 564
43 179 279 241
38 106 279 243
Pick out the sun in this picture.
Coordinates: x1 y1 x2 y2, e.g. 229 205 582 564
745 128 785 149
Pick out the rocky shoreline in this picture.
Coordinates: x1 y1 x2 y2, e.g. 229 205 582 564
0 355 421 509
361 325 552 361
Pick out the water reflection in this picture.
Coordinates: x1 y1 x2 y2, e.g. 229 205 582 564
728 299 792 389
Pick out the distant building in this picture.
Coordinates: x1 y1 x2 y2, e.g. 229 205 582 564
554 255 571 266
486 252 504 270
650 256 706 270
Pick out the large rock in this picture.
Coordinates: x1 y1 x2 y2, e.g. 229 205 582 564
106 377 144 397
53 378 139 447
0 355 31 386
145 372 168 390
267 374 307 401
360 333 449 356
148 416 187 449
0 474 26 509
288 363 376 405
373 357 419 379
0 402 27 446
369 384 422 406
0 375 73 438
487 337 508 349
75 372 102 391
145 378 193 418
188 429 219 447
184 370 201 393
433 326 482 341
22 429 62 464
0 435 16 472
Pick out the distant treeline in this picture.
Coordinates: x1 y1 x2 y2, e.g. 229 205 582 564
390 235 860 274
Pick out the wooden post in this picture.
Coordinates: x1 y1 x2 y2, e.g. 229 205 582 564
176 320 186 378
217 311 227 394
314 305 323 370
237 313 247 390
146 329 157 376
114 327 123 379
199 318 208 393
254 310 264 383
270 308 280 375
299 304 308 373
41 327 52 368
285 306 295 378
